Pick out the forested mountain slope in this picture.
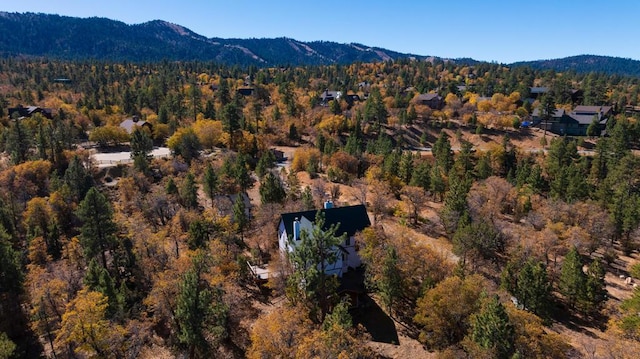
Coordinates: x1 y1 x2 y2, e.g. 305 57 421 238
0 12 422 65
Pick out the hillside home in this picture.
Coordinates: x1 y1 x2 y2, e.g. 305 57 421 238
237 87 255 96
525 87 583 103
278 203 370 277
415 93 444 110
320 89 342 105
119 116 153 134
532 105 611 136
8 105 53 120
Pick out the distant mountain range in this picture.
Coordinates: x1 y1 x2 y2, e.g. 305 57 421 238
2 12 640 76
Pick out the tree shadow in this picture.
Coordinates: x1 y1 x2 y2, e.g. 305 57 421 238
352 295 400 345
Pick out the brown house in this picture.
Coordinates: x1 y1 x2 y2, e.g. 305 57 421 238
120 116 153 134
415 93 444 110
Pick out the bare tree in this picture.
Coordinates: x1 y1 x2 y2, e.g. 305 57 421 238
352 178 368 205
401 186 427 226
329 184 342 204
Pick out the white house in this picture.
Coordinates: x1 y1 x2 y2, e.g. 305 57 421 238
278 203 371 277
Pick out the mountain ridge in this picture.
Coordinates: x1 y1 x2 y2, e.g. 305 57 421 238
2 12 640 76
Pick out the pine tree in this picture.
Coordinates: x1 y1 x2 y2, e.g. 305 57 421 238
166 177 178 195
176 254 228 358
379 246 402 317
287 211 346 322
233 193 248 240
77 188 117 269
202 164 218 207
301 186 315 210
511 259 552 317
583 259 607 314
255 150 276 178
398 151 414 184
410 161 431 192
470 295 515 359
259 172 286 204
6 117 31 164
64 156 94 201
222 100 241 149
181 173 199 209
433 132 454 173
559 247 585 309
233 155 252 191
187 219 211 250
130 128 153 172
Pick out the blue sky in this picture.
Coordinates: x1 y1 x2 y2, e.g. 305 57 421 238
3 0 640 63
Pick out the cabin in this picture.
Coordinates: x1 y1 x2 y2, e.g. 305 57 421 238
415 93 444 110
237 87 255 96
8 105 53 120
320 89 342 105
278 203 370 277
119 116 153 135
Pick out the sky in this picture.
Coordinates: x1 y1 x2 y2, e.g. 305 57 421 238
3 0 640 63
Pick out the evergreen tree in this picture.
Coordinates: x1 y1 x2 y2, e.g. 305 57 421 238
344 135 361 157
172 129 201 165
410 161 431 192
130 128 153 173
559 247 585 309
204 99 216 120
259 172 286 204
433 132 454 174
379 246 402 317
322 299 352 332
64 155 94 201
470 295 515 359
217 78 231 107
6 118 32 164
166 177 178 195
502 258 552 318
255 150 276 178
202 164 218 207
430 165 446 202
158 104 169 124
222 100 241 149
475 152 492 179
77 188 117 269
176 254 228 358
233 155 253 191
287 211 346 322
583 259 607 314
301 186 315 210
232 193 249 240
181 173 199 209
398 151 414 184
440 170 471 234
187 219 211 250
586 115 601 137
539 92 556 136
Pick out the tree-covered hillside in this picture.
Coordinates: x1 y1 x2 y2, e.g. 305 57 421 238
2 56 640 358
0 12 423 65
511 54 640 77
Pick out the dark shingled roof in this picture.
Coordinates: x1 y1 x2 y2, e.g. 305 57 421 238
280 204 371 238
416 93 442 101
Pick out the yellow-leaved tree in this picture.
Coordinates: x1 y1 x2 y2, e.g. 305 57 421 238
56 289 125 358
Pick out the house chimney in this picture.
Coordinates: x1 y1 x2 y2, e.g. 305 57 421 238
324 200 333 209
293 218 300 241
